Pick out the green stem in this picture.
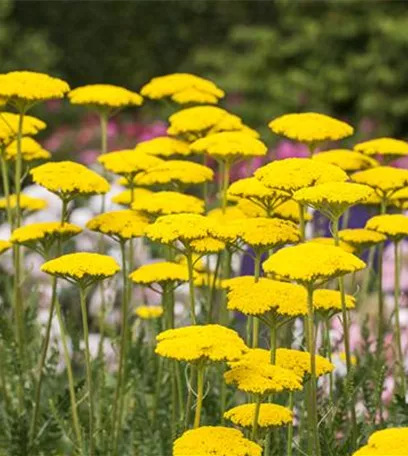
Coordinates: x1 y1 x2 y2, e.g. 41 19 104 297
252 251 262 348
324 317 334 402
151 357 163 427
394 241 406 398
361 246 375 301
193 363 205 428
0 149 12 228
207 253 222 323
221 161 231 213
377 199 387 357
79 286 95 456
270 314 277 364
298 202 306 242
185 366 196 429
286 392 294 456
186 249 197 325
251 395 262 441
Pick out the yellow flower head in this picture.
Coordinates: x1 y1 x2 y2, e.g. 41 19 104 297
263 243 366 286
366 214 408 241
0 194 47 213
11 222 82 250
269 112 354 144
133 160 213 187
31 161 110 199
135 305 163 320
141 73 224 104
309 237 355 253
0 240 11 255
129 261 190 286
313 289 356 313
339 228 386 251
276 348 334 378
190 237 225 254
131 191 204 217
0 112 46 145
167 106 243 141
0 71 70 105
173 426 262 456
156 324 247 363
86 210 148 241
354 137 408 159
313 149 378 173
111 188 153 206
351 166 408 199
225 350 303 395
224 403 293 429
41 252 120 285
353 428 408 456
69 84 142 109
145 213 214 245
255 158 348 195
207 206 247 223
135 136 191 158
5 137 51 162
190 132 267 163
98 150 162 177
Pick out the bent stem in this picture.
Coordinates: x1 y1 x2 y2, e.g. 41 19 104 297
377 198 387 357
252 251 262 348
286 391 294 456
251 395 262 441
0 149 12 228
193 363 205 428
394 241 406 398
221 160 231 213
298 203 306 242
186 249 197 325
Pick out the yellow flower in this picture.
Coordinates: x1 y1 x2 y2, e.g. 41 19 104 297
269 112 354 144
135 305 163 320
190 237 225 254
111 188 153 206
0 240 11 255
31 161 110 199
0 71 70 105
98 150 162 178
225 351 303 395
263 243 366 286
86 210 148 241
173 426 262 456
131 191 204 217
353 428 408 456
167 106 243 141
224 403 293 429
313 149 378 172
129 261 190 286
0 112 46 145
351 166 408 200
190 132 267 163
366 214 408 241
134 136 191 157
313 289 356 313
207 206 247 223
0 194 47 213
339 228 386 251
132 160 213 187
354 137 408 159
309 237 355 253
255 158 348 195
390 187 408 210
11 222 82 249
68 84 142 109
156 324 247 363
41 252 120 284
145 213 214 245
5 137 51 162
140 73 224 104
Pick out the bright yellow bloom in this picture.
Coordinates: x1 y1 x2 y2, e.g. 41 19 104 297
339 228 386 251
145 213 214 245
135 136 191 157
0 240 11 255
390 187 408 210
351 166 408 199
31 161 109 199
0 112 46 145
225 351 303 395
11 222 81 247
98 150 162 177
269 112 353 144
69 84 142 109
135 305 163 320
173 426 262 456
255 158 348 195
167 106 243 141
0 194 47 213
190 237 225 254
133 160 213 187
207 206 247 223
354 137 408 159
353 428 408 456
190 132 267 162
111 188 153 206
5 137 51 162
41 252 120 283
313 149 378 172
224 403 293 429
140 73 224 104
309 237 355 253
366 214 408 241
86 210 148 241
0 71 70 104
129 261 190 285
313 289 356 313
131 191 204 217
263 243 366 285
156 324 247 363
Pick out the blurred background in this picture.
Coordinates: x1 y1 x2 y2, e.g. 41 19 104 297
2 0 408 158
